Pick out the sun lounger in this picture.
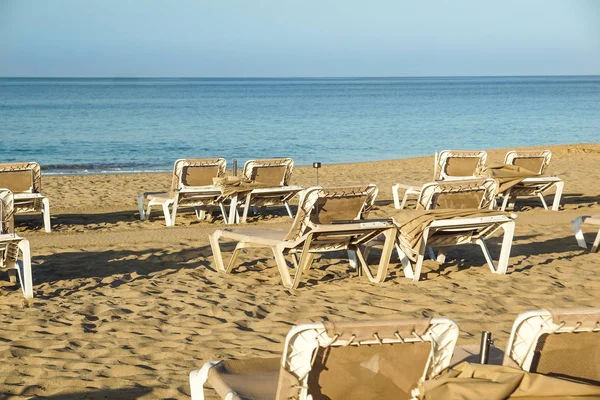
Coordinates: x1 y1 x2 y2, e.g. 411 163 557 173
0 162 51 232
209 185 397 290
369 179 515 282
499 150 564 211
189 317 459 400
392 150 488 209
0 189 33 299
572 215 600 253
137 158 227 226
234 158 303 223
504 308 600 384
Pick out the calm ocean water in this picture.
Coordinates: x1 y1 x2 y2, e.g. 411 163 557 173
0 76 599 174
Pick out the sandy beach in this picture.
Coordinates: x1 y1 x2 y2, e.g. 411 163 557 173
1 143 599 399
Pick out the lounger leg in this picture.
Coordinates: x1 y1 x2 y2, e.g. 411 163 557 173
208 230 227 273
41 197 51 232
7 270 17 284
17 239 33 299
284 201 294 218
241 194 252 223
218 203 228 221
227 195 238 224
551 181 564 211
272 246 294 289
347 250 358 270
538 193 549 210
572 217 587 249
411 229 430 282
436 249 447 264
189 361 219 400
291 247 316 290
397 245 415 281
194 207 205 220
137 194 146 220
400 192 413 210
392 184 401 209
362 228 395 283
163 203 173 226
351 246 364 277
476 238 497 273
500 191 511 211
225 244 244 273
591 229 600 253
496 221 515 275
146 203 153 220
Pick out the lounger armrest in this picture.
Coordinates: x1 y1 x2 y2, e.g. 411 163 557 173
428 215 515 229
311 221 395 232
519 176 562 183
249 186 303 194
13 193 44 200
179 186 221 192
0 233 23 240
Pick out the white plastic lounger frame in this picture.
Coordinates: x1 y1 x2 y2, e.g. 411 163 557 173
0 189 33 299
399 178 513 282
189 318 460 400
209 185 396 290
504 308 600 371
138 158 227 226
392 150 488 210
0 162 51 232
572 215 600 253
500 150 564 211
236 158 302 223
396 214 516 283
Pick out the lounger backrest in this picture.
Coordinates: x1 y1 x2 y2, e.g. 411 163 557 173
435 150 488 181
0 162 41 194
283 185 378 242
0 189 15 234
170 158 226 194
504 308 600 385
243 158 294 186
418 178 498 210
311 184 379 224
505 150 551 174
276 318 459 400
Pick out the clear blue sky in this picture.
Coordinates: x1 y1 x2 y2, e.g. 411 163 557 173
1 0 599 77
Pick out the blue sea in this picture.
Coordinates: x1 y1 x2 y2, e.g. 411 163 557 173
0 76 599 174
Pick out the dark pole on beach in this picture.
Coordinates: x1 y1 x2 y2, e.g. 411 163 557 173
233 160 238 176
313 162 321 185
479 331 492 364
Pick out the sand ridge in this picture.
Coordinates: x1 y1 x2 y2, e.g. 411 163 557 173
0 143 599 399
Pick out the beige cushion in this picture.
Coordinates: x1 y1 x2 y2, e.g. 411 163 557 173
530 331 600 384
182 165 219 186
513 157 544 174
0 170 33 193
312 196 366 224
251 166 286 186
434 191 485 209
307 341 432 400
444 157 479 177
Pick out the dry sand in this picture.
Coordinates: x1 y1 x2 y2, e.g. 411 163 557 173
1 144 599 399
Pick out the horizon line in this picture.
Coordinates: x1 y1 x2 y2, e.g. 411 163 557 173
1 74 599 79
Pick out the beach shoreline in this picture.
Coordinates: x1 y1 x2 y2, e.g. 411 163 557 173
1 143 599 399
